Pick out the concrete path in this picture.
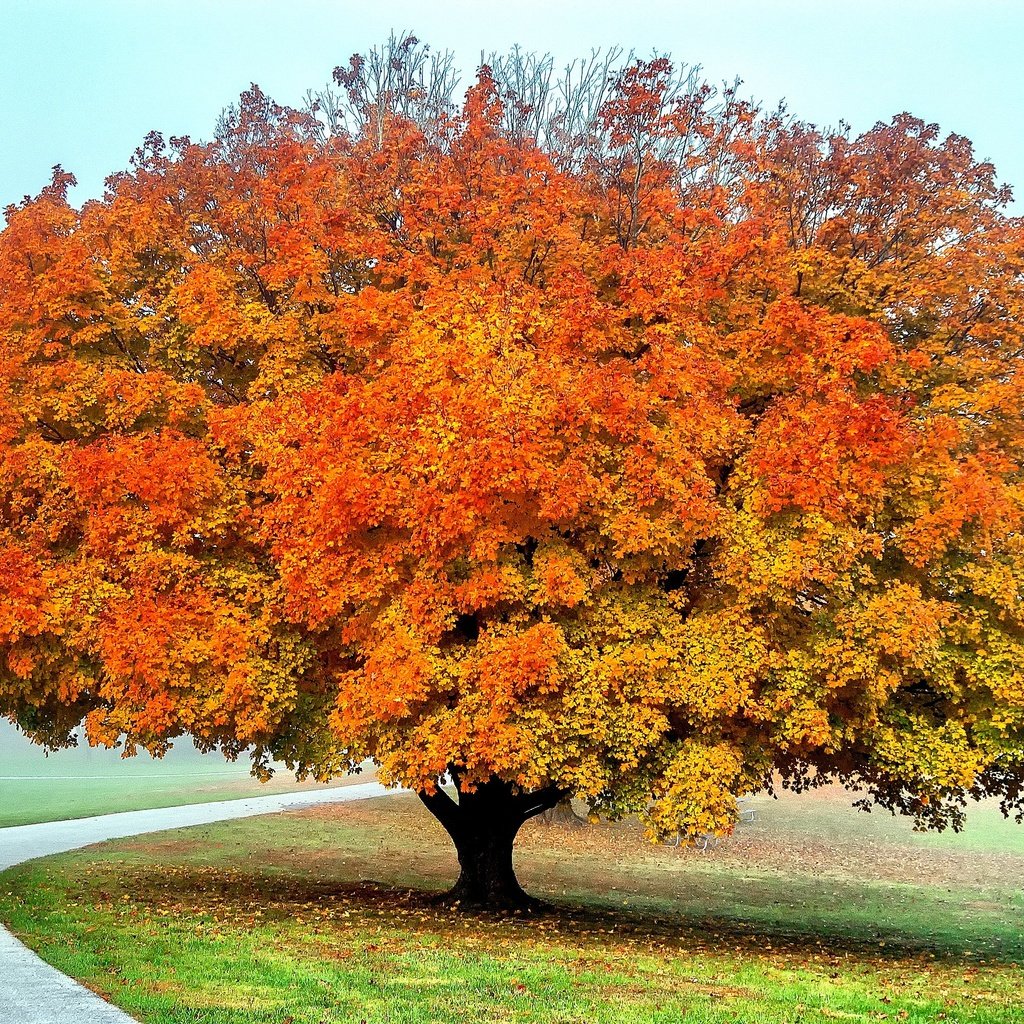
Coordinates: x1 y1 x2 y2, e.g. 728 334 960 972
0 781 393 1023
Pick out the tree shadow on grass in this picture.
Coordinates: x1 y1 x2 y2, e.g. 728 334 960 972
109 866 1024 966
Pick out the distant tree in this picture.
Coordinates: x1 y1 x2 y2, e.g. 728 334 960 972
1 40 1022 908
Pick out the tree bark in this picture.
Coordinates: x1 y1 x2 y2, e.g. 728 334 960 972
449 823 528 907
418 775 566 910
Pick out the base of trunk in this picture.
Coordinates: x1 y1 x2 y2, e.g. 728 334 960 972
431 884 546 913
445 832 539 911
539 798 588 829
418 776 566 911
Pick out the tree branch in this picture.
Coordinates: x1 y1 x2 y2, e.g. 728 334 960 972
417 784 462 834
515 783 569 820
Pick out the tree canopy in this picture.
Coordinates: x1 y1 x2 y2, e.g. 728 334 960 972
2 36 1023 905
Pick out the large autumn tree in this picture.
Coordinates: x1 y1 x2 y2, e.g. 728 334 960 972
2 37 1023 907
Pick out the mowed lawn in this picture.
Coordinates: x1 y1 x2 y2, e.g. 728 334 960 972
2 787 1023 1023
0 722 357 827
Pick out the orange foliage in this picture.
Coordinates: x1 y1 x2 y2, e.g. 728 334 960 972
2 45 1024 843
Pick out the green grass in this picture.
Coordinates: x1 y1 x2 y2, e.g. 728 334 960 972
0 721 355 826
2 788 1023 1023
749 786 1024 857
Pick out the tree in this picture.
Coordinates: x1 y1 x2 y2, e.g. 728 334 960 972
2 40 1023 909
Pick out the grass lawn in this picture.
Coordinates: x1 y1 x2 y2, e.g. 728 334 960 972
2 786 1023 1022
0 722 357 827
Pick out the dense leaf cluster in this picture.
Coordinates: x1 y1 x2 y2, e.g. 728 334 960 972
2 37 1023 843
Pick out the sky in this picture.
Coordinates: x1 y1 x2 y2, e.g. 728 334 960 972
1 0 1022 212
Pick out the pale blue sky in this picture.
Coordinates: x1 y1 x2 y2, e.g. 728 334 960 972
1 0 1022 211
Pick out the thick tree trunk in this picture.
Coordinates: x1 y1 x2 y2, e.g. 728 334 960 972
449 825 527 907
418 775 566 910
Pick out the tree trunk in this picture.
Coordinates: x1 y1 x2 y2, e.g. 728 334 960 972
449 825 527 907
418 775 566 911
539 797 588 828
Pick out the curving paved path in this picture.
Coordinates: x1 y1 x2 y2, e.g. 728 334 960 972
0 781 393 1023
